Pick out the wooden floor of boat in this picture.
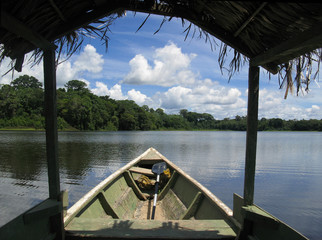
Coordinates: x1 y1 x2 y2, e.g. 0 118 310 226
134 199 166 220
66 198 237 239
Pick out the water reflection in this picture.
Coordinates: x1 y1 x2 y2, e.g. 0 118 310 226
0 131 321 239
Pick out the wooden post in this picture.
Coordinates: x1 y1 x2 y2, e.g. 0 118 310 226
43 48 60 200
43 49 64 239
243 65 259 206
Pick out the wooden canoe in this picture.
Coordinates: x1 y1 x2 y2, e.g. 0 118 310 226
64 147 308 240
64 147 239 239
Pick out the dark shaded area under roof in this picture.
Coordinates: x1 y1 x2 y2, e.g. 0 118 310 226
1 1 322 94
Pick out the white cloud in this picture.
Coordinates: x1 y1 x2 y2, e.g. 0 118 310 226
258 88 322 120
91 81 109 96
128 89 149 105
73 44 104 73
154 81 246 118
91 82 126 100
0 44 103 88
123 42 196 87
0 57 44 85
56 61 77 87
160 86 193 109
108 84 126 100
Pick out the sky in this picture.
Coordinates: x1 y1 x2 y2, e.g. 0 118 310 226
0 12 321 120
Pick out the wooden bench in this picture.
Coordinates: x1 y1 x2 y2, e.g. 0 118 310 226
66 219 237 239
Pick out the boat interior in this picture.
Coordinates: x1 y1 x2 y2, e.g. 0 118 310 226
64 152 238 239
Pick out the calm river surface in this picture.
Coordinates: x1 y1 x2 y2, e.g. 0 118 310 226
0 131 321 239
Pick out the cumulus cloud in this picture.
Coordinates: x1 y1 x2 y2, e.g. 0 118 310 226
155 82 246 118
0 44 104 88
92 82 126 100
258 89 322 120
123 42 196 87
128 89 149 105
73 44 104 73
0 57 44 85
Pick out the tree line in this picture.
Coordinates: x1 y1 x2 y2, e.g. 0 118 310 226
1 75 321 131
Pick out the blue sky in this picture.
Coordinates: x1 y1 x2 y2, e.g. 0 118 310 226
1 12 321 120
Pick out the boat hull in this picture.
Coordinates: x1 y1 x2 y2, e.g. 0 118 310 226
64 148 238 239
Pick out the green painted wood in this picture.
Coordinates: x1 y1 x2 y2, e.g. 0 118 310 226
102 176 140 219
234 195 309 240
61 190 69 217
66 219 237 239
23 199 62 224
249 204 309 240
241 206 279 230
0 199 57 240
233 193 244 224
172 174 199 208
97 192 119 219
195 197 228 220
243 66 259 206
158 170 178 200
180 192 204 220
161 189 187 220
76 197 107 219
123 170 147 200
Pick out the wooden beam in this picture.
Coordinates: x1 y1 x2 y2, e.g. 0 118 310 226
234 2 268 37
243 66 259 206
180 192 204 220
43 48 64 240
251 23 322 67
23 199 62 225
1 10 56 50
98 192 119 219
123 171 147 200
43 48 60 200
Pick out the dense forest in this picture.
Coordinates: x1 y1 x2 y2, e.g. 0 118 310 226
0 75 321 131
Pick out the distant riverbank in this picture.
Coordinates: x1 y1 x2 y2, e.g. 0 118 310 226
1 76 321 132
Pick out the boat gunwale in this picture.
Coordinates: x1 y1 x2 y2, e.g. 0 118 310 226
64 147 234 227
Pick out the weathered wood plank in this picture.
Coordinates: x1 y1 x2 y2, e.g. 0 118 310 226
23 199 62 224
43 48 64 240
123 170 147 200
66 219 237 239
158 170 178 200
243 66 259 206
129 167 154 177
44 49 60 200
180 192 204 220
97 192 119 219
241 206 279 230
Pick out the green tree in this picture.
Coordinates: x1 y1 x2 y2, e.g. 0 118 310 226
119 112 137 130
65 80 89 94
0 84 20 118
11 75 42 90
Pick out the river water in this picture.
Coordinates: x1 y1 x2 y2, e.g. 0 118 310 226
0 131 321 239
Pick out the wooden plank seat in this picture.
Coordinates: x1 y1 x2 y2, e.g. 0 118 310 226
129 167 154 177
65 219 237 239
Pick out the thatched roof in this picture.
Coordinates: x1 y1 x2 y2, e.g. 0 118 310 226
1 1 322 96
